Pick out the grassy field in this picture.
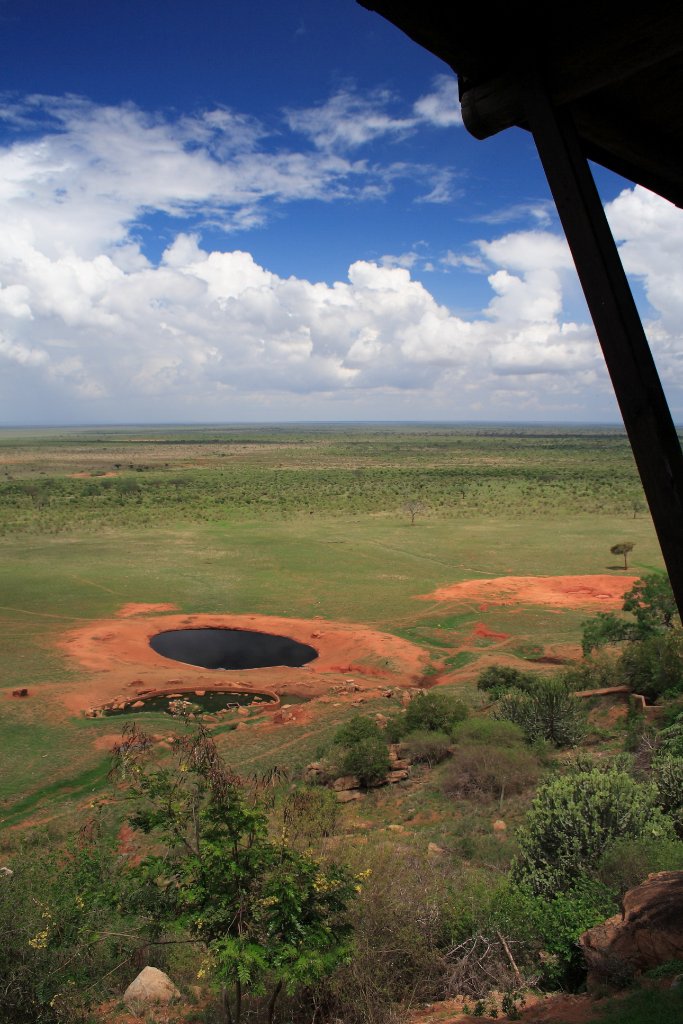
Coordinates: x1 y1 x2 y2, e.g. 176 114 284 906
0 424 664 833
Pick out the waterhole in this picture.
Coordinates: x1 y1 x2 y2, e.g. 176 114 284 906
149 627 318 670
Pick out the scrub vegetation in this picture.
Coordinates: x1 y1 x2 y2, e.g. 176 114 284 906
1 424 682 1023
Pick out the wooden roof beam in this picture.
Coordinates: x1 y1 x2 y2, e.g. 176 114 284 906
521 78 683 616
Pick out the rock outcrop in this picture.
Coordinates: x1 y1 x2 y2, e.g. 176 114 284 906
123 966 181 1010
579 870 683 985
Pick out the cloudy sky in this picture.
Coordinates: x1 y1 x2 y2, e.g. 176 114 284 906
0 0 681 425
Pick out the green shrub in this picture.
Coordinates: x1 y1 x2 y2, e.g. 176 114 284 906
652 755 683 836
278 785 340 848
560 653 619 691
645 960 683 978
452 717 526 748
582 574 679 656
593 987 683 1024
441 743 540 801
581 611 632 654
320 841 455 1022
384 712 408 743
658 713 683 756
596 835 683 895
495 678 586 747
476 666 536 699
400 730 451 766
622 574 679 633
112 725 357 1024
403 690 468 734
341 737 391 786
506 878 617 988
0 822 131 1023
513 768 676 896
334 715 384 746
618 633 683 700
443 871 614 992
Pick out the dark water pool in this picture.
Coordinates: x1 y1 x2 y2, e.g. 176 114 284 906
149 627 318 670
104 689 276 718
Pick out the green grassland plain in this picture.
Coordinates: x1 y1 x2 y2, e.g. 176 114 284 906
0 424 665 835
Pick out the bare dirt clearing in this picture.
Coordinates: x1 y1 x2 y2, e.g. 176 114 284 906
420 574 636 608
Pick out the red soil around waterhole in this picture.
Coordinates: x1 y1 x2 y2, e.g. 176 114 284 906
54 609 431 716
420 574 637 608
32 577 638 731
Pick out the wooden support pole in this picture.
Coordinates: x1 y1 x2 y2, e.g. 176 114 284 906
521 79 683 618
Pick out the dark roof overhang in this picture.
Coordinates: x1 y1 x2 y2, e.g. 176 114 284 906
358 3 683 206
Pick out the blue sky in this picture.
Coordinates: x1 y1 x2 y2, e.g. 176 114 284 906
0 0 681 425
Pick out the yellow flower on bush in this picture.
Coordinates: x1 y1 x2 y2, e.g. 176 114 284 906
29 927 49 949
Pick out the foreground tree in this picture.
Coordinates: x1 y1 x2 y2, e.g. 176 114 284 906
112 725 356 1024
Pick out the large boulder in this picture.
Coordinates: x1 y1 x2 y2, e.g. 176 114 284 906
579 871 683 985
332 774 361 791
123 966 181 1010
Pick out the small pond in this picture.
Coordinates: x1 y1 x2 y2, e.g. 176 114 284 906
103 689 277 718
149 627 318 670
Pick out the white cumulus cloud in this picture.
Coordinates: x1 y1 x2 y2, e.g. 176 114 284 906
1 92 683 423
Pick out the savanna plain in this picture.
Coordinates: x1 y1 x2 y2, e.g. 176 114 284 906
0 424 681 1024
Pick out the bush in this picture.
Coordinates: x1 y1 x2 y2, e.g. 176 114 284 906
652 755 683 836
495 678 586 747
622 573 679 633
384 712 408 743
581 574 679 655
341 737 391 786
278 785 340 848
505 878 618 988
443 871 614 992
476 665 536 699
596 835 683 895
334 715 384 746
0 821 131 1023
560 653 619 691
618 632 683 700
658 713 683 756
581 611 632 654
452 717 526 748
320 842 455 1023
591 987 683 1023
513 768 676 896
441 743 540 801
400 730 451 766
403 690 468 734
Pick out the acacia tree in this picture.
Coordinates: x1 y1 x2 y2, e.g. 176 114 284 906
631 498 646 519
610 541 634 569
403 499 426 525
112 725 356 1024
